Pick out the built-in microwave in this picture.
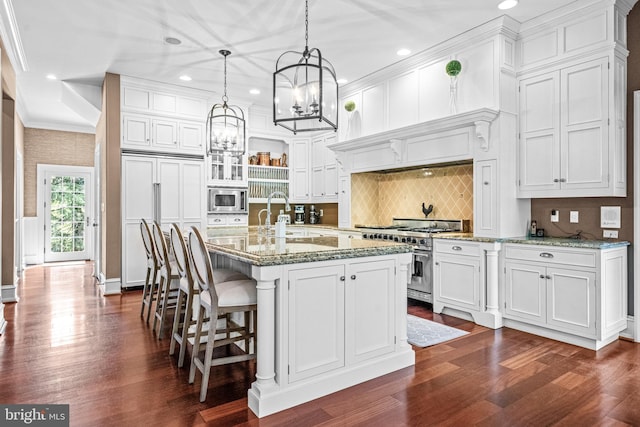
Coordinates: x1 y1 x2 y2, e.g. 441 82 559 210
207 187 248 214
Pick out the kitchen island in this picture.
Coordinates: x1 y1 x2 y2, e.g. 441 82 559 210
203 227 414 418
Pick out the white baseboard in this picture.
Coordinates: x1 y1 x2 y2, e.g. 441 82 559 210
1 285 19 303
0 302 7 335
620 316 635 341
99 277 121 296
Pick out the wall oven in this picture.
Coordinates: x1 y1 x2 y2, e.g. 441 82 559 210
207 187 247 214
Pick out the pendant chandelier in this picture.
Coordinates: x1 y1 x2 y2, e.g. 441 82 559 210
206 49 246 155
273 0 338 134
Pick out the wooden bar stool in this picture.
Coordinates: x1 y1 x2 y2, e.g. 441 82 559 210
168 223 248 367
187 226 257 402
151 221 181 339
139 218 160 324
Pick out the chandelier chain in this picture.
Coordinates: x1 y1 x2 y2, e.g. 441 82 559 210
223 52 228 103
304 0 309 49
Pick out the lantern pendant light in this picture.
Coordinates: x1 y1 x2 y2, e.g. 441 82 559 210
206 49 246 155
273 0 338 134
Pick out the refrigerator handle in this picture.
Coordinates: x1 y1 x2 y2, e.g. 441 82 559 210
153 183 161 223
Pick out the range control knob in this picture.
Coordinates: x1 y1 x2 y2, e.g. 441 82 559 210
411 238 417 244
394 236 400 242
419 239 427 245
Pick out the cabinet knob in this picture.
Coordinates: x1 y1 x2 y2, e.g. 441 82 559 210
483 181 489 185
340 276 345 281
546 275 552 280
234 218 241 222
560 178 566 183
174 141 177 144
435 262 439 266
351 275 356 280
540 274 545 279
553 178 560 183
214 218 222 222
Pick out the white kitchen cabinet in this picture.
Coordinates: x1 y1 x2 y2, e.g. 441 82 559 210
287 257 396 383
121 154 205 288
502 243 627 350
433 239 503 329
311 134 339 202
474 159 497 237
433 241 482 313
518 57 624 198
208 152 247 187
290 138 311 202
207 214 248 227
122 113 204 155
337 175 351 228
121 78 208 119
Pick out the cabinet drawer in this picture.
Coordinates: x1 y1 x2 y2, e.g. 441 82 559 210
227 215 248 226
433 240 481 257
208 215 228 226
504 244 596 268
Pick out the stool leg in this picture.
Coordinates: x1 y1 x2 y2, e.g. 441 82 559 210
169 288 185 355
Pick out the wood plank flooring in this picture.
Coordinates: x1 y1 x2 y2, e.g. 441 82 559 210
1 262 639 426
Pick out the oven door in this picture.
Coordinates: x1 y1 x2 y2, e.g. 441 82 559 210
409 249 432 295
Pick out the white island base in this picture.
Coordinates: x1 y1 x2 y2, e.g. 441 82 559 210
206 231 414 418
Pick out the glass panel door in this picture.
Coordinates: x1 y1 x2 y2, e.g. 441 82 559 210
44 169 93 262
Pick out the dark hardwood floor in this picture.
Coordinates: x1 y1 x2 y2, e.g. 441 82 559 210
1 262 639 426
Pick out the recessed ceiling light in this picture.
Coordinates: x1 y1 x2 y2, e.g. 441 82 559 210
164 37 182 45
179 75 192 81
498 0 518 10
336 78 348 85
46 74 57 80
397 48 411 56
249 88 261 95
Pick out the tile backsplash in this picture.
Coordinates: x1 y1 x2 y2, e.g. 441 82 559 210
351 164 474 229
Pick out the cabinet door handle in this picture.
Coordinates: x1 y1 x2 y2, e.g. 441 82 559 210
553 178 559 183
539 274 545 279
214 218 222 222
483 181 489 185
560 178 566 183
546 275 552 279
452 246 462 251
539 252 554 258
350 275 356 280
340 276 345 281
233 218 241 222
435 262 439 266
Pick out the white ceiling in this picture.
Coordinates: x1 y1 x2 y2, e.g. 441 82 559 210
5 0 579 134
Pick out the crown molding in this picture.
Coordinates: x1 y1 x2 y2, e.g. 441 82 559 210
0 0 27 72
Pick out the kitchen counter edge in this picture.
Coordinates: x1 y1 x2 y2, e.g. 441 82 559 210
432 233 630 249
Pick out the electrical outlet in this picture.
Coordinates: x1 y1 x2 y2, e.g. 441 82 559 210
603 230 618 238
570 211 579 223
319 209 324 217
551 209 559 223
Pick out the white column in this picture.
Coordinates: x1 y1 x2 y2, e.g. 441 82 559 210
254 277 276 388
485 246 502 328
396 253 412 348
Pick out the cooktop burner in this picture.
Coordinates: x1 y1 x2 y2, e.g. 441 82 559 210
357 219 470 248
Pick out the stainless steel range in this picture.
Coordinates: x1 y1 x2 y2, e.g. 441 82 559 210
356 218 469 303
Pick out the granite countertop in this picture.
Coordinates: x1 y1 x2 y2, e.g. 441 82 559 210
433 233 630 249
204 227 412 266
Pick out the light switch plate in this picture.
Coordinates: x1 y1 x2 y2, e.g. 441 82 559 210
551 209 559 223
570 211 579 223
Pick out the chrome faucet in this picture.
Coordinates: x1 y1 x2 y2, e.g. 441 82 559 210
266 191 291 228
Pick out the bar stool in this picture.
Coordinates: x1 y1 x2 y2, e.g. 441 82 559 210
152 221 181 339
139 218 159 324
168 223 248 367
187 226 257 402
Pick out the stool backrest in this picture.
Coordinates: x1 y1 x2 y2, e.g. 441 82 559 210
140 218 157 265
170 224 193 286
187 226 219 307
152 221 170 270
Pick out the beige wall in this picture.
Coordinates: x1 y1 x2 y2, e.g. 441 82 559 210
99 73 121 281
2 99 14 285
23 128 95 217
351 164 474 228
